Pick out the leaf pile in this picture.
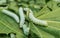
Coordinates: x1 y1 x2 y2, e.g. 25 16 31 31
0 0 60 38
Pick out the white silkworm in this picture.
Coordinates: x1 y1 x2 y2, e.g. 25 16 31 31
2 9 19 23
10 33 15 38
19 7 29 35
23 24 30 35
24 8 48 26
19 7 25 28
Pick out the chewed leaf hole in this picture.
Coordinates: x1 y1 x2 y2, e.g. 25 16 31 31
0 33 9 38
0 5 7 7
0 33 16 38
57 3 60 7
0 33 7 37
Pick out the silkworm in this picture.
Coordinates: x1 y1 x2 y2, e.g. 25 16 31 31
24 8 48 26
23 24 30 35
19 7 25 28
2 9 19 23
10 33 15 38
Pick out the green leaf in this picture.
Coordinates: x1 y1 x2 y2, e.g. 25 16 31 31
8 1 19 14
30 2 60 38
34 6 60 38
47 0 60 11
35 5 51 17
0 12 26 38
37 8 60 22
30 22 56 38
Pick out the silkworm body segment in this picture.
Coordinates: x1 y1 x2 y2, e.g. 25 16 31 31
2 9 19 23
23 24 30 35
24 8 48 26
29 12 48 26
19 7 25 28
10 33 15 38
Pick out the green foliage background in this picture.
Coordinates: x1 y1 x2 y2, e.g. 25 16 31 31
0 0 60 38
